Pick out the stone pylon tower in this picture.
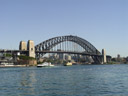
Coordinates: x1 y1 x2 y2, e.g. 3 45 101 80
19 41 27 50
102 49 106 63
27 40 35 58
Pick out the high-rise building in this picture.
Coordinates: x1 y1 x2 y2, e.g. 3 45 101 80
117 54 121 62
117 54 120 59
65 55 71 61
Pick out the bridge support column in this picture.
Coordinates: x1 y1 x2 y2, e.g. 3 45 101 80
91 56 102 64
106 56 111 63
27 40 35 58
102 49 106 64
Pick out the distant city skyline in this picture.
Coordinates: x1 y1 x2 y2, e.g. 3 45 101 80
0 0 128 57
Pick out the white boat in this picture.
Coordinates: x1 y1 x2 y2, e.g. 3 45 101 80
37 62 54 67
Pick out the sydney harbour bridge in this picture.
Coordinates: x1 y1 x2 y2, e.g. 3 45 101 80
0 35 111 64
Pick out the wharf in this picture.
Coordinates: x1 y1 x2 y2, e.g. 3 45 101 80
0 65 26 68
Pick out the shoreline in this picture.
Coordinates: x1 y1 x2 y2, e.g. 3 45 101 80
0 65 27 68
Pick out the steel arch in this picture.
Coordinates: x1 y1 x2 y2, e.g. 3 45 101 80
35 35 101 55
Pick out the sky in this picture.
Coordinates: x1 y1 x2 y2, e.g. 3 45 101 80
0 0 128 57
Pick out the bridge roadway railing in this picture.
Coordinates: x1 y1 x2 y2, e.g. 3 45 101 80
35 50 103 56
0 50 28 54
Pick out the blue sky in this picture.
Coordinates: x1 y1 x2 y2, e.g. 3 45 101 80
0 0 128 57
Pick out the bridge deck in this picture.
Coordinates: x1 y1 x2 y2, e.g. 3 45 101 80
0 50 111 58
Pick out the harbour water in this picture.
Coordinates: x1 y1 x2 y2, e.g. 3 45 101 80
0 64 128 96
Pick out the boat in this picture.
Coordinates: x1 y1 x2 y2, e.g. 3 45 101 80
37 62 54 67
64 62 72 66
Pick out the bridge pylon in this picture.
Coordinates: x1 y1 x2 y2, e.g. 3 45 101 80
27 40 35 58
102 49 106 64
19 40 36 58
19 41 27 51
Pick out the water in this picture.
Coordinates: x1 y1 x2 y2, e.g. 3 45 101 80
0 64 128 96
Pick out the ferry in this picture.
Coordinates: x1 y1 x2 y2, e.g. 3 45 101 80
37 62 54 67
64 62 72 66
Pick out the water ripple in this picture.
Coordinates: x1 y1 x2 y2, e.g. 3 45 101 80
0 65 128 96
